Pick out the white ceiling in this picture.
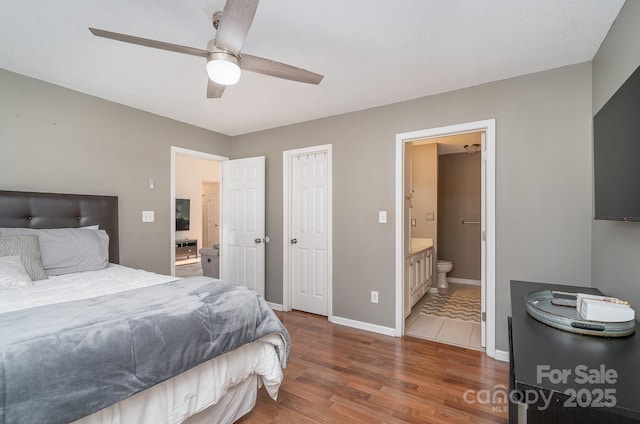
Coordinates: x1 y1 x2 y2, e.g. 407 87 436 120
0 0 625 136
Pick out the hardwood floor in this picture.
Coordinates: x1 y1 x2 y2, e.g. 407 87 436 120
237 311 509 424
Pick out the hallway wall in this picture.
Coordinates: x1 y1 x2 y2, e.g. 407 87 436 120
175 155 219 246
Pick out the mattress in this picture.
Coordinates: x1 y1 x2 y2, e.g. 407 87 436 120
0 264 285 424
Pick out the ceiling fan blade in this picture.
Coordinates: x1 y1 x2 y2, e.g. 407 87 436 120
207 80 226 98
89 28 209 58
214 0 259 56
241 54 324 85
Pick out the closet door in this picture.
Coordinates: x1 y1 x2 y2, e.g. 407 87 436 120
289 151 329 316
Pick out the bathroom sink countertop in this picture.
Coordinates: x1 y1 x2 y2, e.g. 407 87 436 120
410 238 433 255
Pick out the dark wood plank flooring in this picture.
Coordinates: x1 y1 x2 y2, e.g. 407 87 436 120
237 311 509 423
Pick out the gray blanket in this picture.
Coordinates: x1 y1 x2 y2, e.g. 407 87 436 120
0 277 290 424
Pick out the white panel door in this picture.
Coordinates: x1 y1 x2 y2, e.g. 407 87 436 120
202 182 219 248
290 152 329 315
221 157 265 298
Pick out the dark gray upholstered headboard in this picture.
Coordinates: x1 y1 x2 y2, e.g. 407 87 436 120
0 190 119 263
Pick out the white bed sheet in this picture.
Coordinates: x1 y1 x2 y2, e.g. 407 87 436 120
0 264 285 424
0 264 177 314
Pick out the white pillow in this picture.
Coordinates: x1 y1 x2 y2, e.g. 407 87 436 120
0 227 109 276
0 234 48 280
0 255 33 288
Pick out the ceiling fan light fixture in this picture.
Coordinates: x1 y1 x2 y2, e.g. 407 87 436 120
206 51 241 86
89 0 324 100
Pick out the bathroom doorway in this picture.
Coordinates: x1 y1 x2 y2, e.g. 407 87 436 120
405 134 483 350
394 119 497 358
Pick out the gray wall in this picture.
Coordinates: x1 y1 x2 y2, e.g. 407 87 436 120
1 51 598 353
438 153 481 280
233 62 594 351
0 69 232 275
591 1 640 313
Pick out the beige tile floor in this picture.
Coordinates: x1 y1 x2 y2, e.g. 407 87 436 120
405 283 484 351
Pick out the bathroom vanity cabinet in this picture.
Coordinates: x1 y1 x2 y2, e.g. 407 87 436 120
406 239 434 314
410 248 432 307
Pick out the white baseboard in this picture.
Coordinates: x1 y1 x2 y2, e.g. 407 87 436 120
267 302 283 311
448 277 481 286
493 349 509 362
270 306 395 337
330 315 397 337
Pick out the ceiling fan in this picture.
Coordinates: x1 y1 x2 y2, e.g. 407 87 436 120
89 0 323 98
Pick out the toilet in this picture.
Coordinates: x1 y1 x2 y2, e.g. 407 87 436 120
436 260 453 289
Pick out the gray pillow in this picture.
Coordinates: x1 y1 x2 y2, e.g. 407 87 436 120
0 235 48 281
0 228 109 276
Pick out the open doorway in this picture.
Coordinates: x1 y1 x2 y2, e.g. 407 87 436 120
404 133 483 350
170 147 226 277
395 119 497 358
170 147 267 297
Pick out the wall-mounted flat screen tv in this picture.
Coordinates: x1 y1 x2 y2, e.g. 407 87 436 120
176 198 190 231
593 62 640 222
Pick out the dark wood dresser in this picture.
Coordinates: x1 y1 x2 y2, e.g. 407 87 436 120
175 239 198 260
509 280 640 423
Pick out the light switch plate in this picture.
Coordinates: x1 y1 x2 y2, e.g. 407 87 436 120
379 211 387 223
371 291 379 303
142 211 155 222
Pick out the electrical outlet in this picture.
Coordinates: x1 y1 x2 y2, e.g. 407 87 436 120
426 212 435 221
371 291 379 303
142 211 154 222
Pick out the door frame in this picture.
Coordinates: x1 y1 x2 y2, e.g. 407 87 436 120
282 144 333 318
394 119 497 358
170 146 227 276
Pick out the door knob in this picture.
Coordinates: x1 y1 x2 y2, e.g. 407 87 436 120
291 238 298 244
254 238 262 244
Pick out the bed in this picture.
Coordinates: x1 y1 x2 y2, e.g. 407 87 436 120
0 190 290 424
